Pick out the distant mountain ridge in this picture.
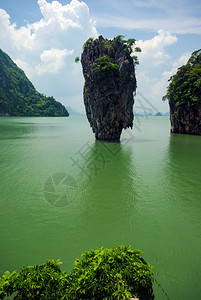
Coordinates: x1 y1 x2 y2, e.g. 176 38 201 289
134 110 170 116
66 106 84 115
0 49 69 117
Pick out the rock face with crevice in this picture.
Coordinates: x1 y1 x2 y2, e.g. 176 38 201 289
81 35 136 141
169 101 201 135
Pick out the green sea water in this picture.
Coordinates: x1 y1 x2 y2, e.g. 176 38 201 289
0 116 201 300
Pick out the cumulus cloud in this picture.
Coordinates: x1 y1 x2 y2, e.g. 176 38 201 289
161 52 191 84
134 31 190 113
172 52 191 68
135 30 177 65
0 0 98 112
0 1 195 114
36 48 74 75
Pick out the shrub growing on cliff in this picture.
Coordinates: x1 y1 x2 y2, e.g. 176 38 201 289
82 35 142 67
83 37 94 50
74 56 80 63
93 55 120 77
113 35 141 59
0 246 154 300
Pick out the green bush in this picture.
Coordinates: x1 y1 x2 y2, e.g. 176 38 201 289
163 49 201 107
0 270 18 299
83 38 94 51
0 246 154 300
74 56 80 63
82 36 141 66
113 36 141 58
93 55 120 75
69 245 154 300
0 259 70 300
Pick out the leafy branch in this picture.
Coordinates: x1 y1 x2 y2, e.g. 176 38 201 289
0 246 154 300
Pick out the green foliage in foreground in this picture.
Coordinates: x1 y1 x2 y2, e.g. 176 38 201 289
0 246 154 300
69 246 154 300
163 49 201 108
0 49 69 117
0 260 69 300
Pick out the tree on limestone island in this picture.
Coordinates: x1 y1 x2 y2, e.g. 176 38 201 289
163 49 201 135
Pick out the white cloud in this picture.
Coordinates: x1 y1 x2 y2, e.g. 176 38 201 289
172 52 191 68
137 29 177 50
134 31 191 113
135 30 177 66
0 0 197 114
162 52 191 79
159 52 191 91
36 48 74 74
95 3 201 35
0 0 98 113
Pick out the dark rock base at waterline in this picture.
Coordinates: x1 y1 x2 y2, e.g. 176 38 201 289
169 102 201 136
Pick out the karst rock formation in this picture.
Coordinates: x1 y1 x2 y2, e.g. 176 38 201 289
81 35 137 141
164 49 201 135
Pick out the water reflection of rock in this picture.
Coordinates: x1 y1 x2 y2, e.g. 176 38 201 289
72 140 141 248
159 133 201 300
165 134 201 194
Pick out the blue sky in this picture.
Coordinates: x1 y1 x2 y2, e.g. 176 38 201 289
0 0 200 113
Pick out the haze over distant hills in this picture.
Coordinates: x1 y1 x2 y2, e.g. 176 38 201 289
66 105 170 117
66 106 84 116
134 110 170 116
0 49 69 117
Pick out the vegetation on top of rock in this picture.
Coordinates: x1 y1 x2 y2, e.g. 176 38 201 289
82 35 141 66
82 37 94 51
81 35 139 141
0 49 69 117
163 49 201 135
163 49 201 108
113 34 126 43
0 245 154 300
93 55 120 77
113 35 142 60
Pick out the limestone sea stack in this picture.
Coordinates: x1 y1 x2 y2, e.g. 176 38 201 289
81 35 137 141
163 49 201 135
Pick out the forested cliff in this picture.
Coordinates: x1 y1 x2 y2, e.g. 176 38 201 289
163 49 201 135
0 49 68 117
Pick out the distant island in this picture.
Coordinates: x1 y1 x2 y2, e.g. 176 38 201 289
163 49 201 135
134 110 170 116
66 106 84 116
0 49 69 117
